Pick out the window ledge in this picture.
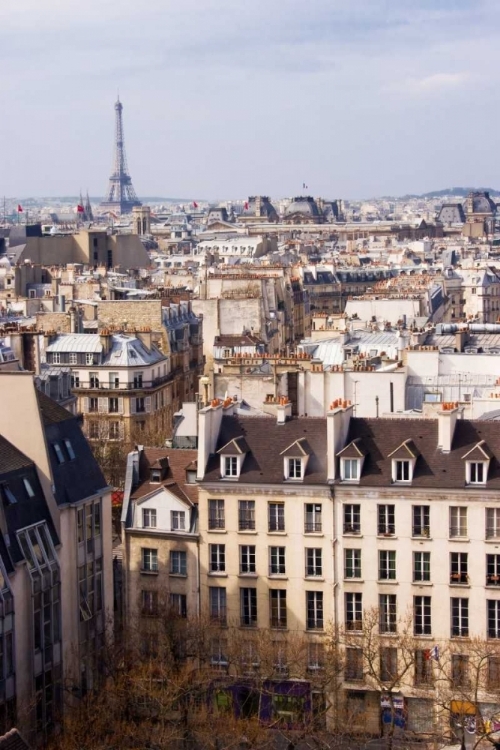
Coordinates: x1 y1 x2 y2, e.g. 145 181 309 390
169 573 187 579
344 577 363 583
268 574 288 580
238 573 258 578
304 532 324 537
208 572 228 578
449 583 471 588
238 530 258 535
412 536 433 541
267 531 287 536
412 581 433 586
449 537 470 543
208 529 227 534
377 535 398 540
343 533 363 538
485 539 500 543
305 576 325 582
140 569 159 576
378 580 398 585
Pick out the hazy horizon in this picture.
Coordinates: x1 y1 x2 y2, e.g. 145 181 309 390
1 0 499 199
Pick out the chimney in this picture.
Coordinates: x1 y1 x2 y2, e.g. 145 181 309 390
437 402 459 452
277 398 292 424
136 328 152 350
327 400 354 481
99 329 112 356
196 400 224 479
455 330 468 353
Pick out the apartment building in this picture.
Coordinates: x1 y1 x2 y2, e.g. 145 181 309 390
0 372 113 743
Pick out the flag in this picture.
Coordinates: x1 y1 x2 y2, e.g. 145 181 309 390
303 182 308 189
192 201 198 208
77 204 85 213
17 204 23 213
430 645 439 661
244 201 249 210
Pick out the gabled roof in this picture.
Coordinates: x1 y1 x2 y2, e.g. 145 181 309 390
280 438 312 457
150 457 169 470
131 448 198 506
387 439 420 459
337 438 367 458
217 436 250 456
461 440 493 461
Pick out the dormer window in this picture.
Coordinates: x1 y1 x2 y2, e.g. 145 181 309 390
224 456 238 477
150 469 162 483
342 458 359 481
337 439 366 483
462 441 492 486
217 436 249 480
288 458 302 479
388 440 419 484
395 459 411 483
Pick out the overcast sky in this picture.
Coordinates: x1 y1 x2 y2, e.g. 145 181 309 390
1 0 500 200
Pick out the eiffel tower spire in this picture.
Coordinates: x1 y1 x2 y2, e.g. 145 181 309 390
100 97 141 214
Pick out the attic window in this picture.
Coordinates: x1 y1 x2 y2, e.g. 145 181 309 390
64 439 75 460
467 461 487 485
224 456 238 477
0 483 16 505
186 470 196 484
53 443 65 464
341 459 359 481
150 469 162 483
395 459 411 482
23 478 34 498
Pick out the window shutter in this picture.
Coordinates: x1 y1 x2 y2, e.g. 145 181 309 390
130 398 136 415
145 397 152 413
83 397 89 412
119 422 125 439
118 398 124 414
98 397 107 413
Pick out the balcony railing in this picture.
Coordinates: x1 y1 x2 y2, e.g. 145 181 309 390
304 521 322 533
73 374 172 391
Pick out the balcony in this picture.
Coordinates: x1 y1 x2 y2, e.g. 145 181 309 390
73 374 172 392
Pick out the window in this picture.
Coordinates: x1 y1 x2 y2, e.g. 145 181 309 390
488 656 500 690
224 456 238 477
109 421 120 440
135 397 145 413
380 647 398 682
171 510 186 531
414 649 433 686
450 507 467 538
209 544 226 573
306 591 324 630
64 439 75 460
379 594 397 633
451 654 469 687
344 504 361 534
269 503 285 532
71 372 80 388
240 545 256 574
413 552 431 582
209 587 227 625
394 459 411 482
345 593 362 631
345 647 363 681
109 372 119 389
304 503 322 533
451 598 469 637
486 508 500 539
170 593 187 618
450 552 468 584
414 596 431 635
264 544 286 576
240 588 257 627
270 590 287 628
89 371 99 386
342 458 359 481
52 352 61 365
89 397 98 413
412 506 430 537
487 554 500 585
378 505 395 535
288 458 302 479
468 461 486 484
344 549 361 579
238 500 255 531
141 590 158 617
379 551 396 580
133 372 143 388
170 551 187 576
210 637 228 669
141 548 158 573
209 499 225 530
488 600 500 639
53 443 65 464
308 643 325 672
306 548 322 577
23 478 35 498
142 509 157 529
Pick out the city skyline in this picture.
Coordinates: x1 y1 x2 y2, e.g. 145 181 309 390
1 0 500 198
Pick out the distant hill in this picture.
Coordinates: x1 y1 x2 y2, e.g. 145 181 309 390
396 187 500 200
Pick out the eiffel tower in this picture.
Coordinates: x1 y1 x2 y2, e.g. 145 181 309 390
100 97 141 214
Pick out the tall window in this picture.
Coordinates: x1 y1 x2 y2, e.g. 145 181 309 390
238 500 255 531
308 643 325 672
240 588 257 627
469 461 486 484
488 600 500 639
209 587 227 625
413 552 431 582
269 503 285 532
345 647 363 681
451 655 469 687
450 507 467 538
240 545 256 574
305 548 322 577
395 460 411 482
269 547 286 575
345 593 362 631
488 657 500 690
306 591 324 630
344 549 361 579
450 552 468 584
170 594 187 618
414 649 433 686
209 544 226 573
343 459 359 481
486 508 500 539
414 596 431 635
379 551 396 580
142 509 157 529
141 590 158 617
379 594 397 633
412 506 430 537
141 548 158 572
208 500 225 530
170 551 187 576
380 647 398 682
487 554 500 585
171 510 186 531
304 504 322 533
224 456 238 477
451 598 469 637
378 505 395 535
344 504 361 534
288 458 302 479
270 590 287 629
